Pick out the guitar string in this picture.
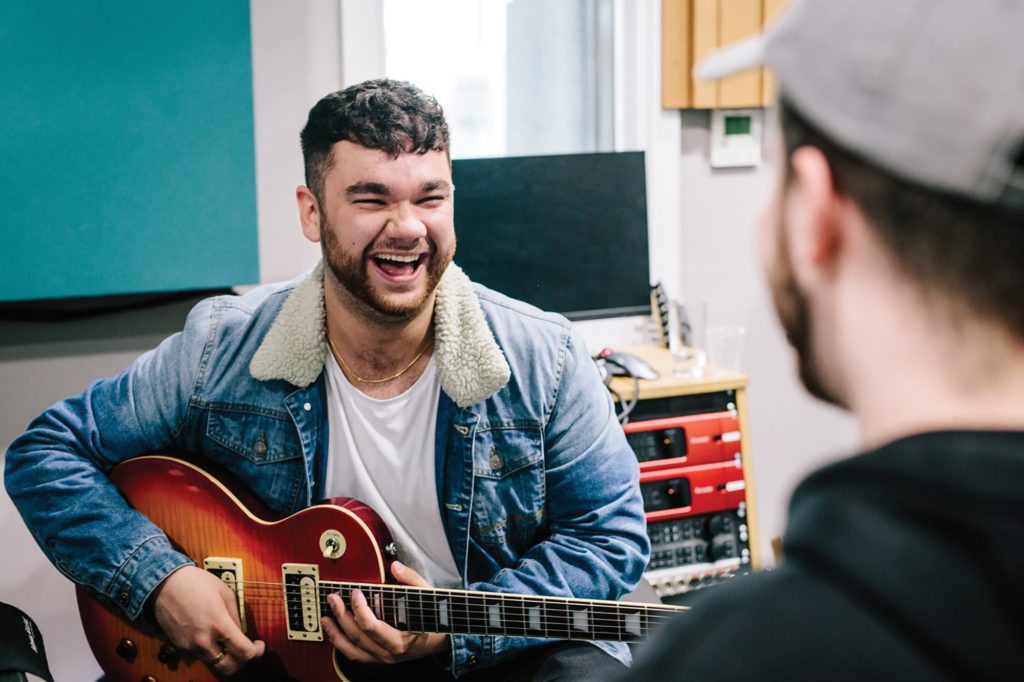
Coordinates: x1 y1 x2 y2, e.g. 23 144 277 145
237 597 683 626
223 590 684 625
233 582 687 616
223 597 677 638
226 614 673 639
212 582 685 631
228 579 687 613
235 600 682 629
241 609 678 633
239 599 683 626
232 581 687 617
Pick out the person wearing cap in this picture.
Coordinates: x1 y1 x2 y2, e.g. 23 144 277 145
622 0 1024 679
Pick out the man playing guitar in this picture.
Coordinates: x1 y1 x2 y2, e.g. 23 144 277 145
5 80 650 680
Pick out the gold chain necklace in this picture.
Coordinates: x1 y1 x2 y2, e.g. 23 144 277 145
325 331 432 384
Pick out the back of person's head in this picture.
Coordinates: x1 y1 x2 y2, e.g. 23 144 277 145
778 95 1024 341
300 78 451 205
701 0 1024 339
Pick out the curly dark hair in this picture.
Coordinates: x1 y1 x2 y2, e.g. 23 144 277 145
300 79 451 204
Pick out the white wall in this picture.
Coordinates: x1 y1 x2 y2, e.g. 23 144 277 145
574 0 858 566
251 0 342 284
0 0 859 677
251 0 388 284
672 109 858 563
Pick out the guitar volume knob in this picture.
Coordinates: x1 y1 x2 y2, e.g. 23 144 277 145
157 643 180 667
115 637 138 662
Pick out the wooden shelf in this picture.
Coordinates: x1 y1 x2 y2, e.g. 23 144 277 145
608 345 748 400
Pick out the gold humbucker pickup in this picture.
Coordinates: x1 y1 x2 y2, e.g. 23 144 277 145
204 557 247 632
282 563 323 641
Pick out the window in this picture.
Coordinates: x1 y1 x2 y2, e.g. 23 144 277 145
382 0 615 158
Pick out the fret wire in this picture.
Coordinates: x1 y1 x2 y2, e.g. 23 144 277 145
403 588 414 632
542 597 549 638
454 590 470 635
416 587 431 633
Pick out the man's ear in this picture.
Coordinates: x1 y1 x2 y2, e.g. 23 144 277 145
296 186 322 243
788 146 844 272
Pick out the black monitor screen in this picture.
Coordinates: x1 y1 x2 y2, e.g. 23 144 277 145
452 151 650 321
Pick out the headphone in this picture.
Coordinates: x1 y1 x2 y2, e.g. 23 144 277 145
0 602 53 682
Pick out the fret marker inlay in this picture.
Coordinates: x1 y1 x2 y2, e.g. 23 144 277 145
488 603 501 630
529 605 542 631
625 611 642 636
439 599 449 627
396 596 407 626
572 608 590 633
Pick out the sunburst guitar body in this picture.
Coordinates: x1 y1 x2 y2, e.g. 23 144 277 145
77 455 685 681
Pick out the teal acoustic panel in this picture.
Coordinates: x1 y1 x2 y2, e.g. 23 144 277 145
0 0 259 302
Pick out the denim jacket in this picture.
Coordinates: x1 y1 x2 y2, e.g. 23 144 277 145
5 263 649 676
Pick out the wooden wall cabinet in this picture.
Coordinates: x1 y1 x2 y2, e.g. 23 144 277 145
662 0 789 109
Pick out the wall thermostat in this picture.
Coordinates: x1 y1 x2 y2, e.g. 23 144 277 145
709 108 763 168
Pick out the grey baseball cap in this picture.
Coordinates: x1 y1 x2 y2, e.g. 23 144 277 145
697 0 1024 214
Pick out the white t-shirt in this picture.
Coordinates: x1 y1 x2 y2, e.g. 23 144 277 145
323 352 462 588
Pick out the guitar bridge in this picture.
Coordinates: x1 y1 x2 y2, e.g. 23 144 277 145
204 557 246 632
282 563 323 641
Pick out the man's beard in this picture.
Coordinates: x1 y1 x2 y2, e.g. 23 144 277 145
320 215 455 324
767 213 841 407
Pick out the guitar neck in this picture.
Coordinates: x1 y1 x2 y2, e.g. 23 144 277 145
312 581 685 642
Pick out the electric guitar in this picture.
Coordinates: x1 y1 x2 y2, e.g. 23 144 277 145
77 455 686 681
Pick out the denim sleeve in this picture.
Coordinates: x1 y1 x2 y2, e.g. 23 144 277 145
450 331 651 675
3 298 216 619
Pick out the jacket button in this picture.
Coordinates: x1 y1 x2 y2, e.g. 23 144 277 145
117 589 130 606
454 425 469 435
467 656 477 667
489 446 503 470
253 432 268 456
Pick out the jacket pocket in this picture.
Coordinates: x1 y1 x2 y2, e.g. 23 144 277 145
470 425 547 562
203 406 305 513
206 406 303 464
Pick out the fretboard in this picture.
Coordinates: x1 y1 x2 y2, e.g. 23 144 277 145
304 581 685 642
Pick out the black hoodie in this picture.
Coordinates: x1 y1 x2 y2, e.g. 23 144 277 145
621 431 1024 681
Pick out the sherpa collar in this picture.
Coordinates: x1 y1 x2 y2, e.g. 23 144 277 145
249 262 511 408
